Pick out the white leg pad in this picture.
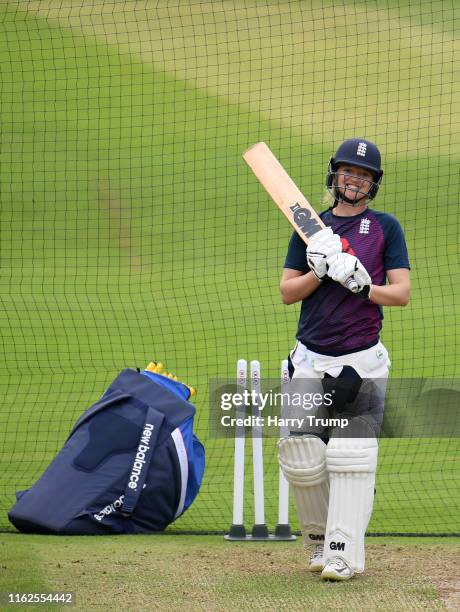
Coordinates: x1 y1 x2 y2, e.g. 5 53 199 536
278 436 329 545
325 438 378 573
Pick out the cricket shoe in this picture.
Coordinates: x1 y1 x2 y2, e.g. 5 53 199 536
321 557 354 581
308 544 324 572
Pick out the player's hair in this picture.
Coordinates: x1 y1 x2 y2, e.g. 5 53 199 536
323 189 335 208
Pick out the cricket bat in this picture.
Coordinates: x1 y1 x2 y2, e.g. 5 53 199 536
243 142 358 291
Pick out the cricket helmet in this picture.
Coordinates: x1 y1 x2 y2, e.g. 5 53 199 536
326 138 383 201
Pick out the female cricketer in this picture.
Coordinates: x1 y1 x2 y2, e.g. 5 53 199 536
277 138 410 580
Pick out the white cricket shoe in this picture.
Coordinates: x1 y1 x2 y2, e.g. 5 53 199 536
308 544 324 572
321 557 354 581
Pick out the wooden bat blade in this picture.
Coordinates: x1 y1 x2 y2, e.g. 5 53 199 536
243 142 324 245
243 142 360 293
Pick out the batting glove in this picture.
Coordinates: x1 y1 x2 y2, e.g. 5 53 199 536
326 252 372 297
306 228 342 280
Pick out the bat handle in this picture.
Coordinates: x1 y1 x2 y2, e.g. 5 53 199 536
345 277 359 293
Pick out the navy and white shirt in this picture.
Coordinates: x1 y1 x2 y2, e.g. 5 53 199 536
284 207 410 356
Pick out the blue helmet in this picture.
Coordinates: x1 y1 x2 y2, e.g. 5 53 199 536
326 138 383 201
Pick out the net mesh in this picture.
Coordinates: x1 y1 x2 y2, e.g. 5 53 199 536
1 0 459 535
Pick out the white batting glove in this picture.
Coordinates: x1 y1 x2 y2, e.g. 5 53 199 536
326 252 372 296
306 228 342 280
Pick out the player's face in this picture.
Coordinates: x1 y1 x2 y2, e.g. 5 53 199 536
335 164 374 204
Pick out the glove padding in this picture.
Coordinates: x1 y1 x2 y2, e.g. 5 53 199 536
326 252 371 296
306 228 342 280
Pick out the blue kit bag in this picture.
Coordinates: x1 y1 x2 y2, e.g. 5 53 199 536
8 368 205 534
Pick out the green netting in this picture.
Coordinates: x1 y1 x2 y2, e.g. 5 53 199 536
1 1 459 535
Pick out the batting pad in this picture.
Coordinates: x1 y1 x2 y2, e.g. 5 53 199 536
325 438 378 572
278 436 329 545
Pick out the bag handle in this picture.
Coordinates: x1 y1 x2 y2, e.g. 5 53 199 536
121 405 164 516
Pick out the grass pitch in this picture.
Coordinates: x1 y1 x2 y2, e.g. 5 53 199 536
1 534 459 611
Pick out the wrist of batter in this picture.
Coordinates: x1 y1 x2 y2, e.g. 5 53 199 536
308 269 324 283
357 284 372 300
314 273 324 283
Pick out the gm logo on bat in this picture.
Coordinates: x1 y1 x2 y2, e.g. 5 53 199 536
290 203 322 239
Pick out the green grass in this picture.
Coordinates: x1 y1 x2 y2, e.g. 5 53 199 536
1 534 459 611
0 0 459 537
